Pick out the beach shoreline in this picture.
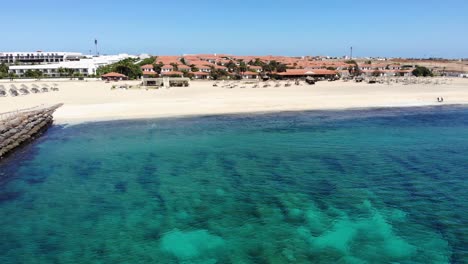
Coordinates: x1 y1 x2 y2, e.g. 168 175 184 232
53 103 468 126
1 79 468 125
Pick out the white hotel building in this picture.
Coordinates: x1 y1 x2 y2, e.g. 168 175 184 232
0 51 83 64
8 53 135 77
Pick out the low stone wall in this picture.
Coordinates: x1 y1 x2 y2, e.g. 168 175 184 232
0 104 63 159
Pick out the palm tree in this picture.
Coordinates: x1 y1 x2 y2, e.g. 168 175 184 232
58 67 66 77
170 63 179 71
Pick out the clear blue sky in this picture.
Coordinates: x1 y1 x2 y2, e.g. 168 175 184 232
2 0 467 58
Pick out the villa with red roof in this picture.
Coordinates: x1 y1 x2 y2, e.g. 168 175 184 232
192 71 210 79
161 65 174 73
178 65 191 72
161 71 183 77
275 69 337 79
248 66 262 73
198 65 212 73
241 71 259 79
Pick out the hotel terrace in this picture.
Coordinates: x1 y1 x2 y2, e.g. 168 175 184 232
0 51 83 64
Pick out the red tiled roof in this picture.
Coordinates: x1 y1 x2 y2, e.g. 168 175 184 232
102 72 126 77
241 71 259 75
141 64 154 69
276 69 337 76
192 72 210 75
142 71 158 75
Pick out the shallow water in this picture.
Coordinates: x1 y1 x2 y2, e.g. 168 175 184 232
0 106 467 263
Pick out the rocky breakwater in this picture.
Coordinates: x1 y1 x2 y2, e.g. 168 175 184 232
0 104 63 159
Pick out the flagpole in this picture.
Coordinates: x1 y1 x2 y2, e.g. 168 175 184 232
95 39 99 56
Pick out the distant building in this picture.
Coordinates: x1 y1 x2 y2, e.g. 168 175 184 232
141 64 154 72
248 66 262 72
8 54 134 77
275 69 337 79
240 71 259 79
178 65 191 72
0 51 83 64
161 71 183 77
161 65 174 73
192 72 210 79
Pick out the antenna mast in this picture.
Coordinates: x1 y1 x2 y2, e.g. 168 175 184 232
94 39 99 56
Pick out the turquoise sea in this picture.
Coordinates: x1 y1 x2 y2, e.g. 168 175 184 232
0 106 467 263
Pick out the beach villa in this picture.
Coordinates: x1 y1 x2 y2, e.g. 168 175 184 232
178 65 191 72
192 72 210 79
276 69 337 79
241 71 260 79
161 65 174 73
249 66 262 73
198 65 212 73
141 64 158 77
141 64 155 72
161 71 183 77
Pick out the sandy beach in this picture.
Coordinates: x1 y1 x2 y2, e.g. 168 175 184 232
1 78 468 124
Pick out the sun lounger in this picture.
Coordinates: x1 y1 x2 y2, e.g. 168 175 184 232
19 88 30 95
9 89 19 97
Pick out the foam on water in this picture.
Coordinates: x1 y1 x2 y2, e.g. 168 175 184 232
0 106 467 263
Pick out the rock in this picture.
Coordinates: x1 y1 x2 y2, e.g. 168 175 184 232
160 229 225 260
0 104 63 159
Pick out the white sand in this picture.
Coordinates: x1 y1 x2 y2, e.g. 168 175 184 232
1 79 468 124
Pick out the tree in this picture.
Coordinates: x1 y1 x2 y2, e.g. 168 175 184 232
66 68 75 77
276 63 287 72
210 68 229 80
0 63 8 78
58 67 67 77
261 60 287 73
24 69 43 79
96 58 142 79
137 56 156 67
190 65 199 72
8 72 17 80
183 72 194 79
153 62 164 74
346 60 361 76
412 66 433 77
239 61 248 73
372 70 382 77
225 61 238 72
180 58 187 65
326 66 336 71
249 58 264 66
170 63 179 71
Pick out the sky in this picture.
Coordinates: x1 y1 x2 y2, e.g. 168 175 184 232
2 0 467 58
